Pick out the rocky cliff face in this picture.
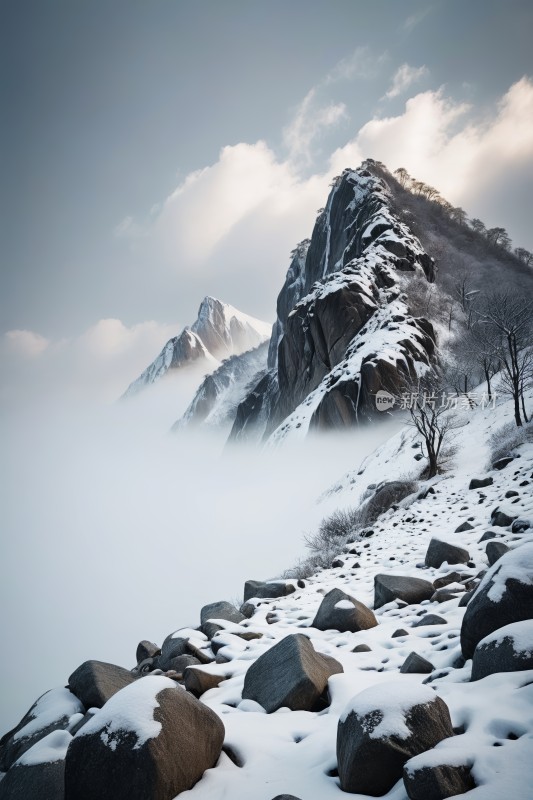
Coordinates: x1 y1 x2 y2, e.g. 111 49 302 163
230 162 436 444
172 342 269 432
122 297 271 399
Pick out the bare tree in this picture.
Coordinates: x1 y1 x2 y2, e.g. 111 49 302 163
404 378 462 478
476 291 533 426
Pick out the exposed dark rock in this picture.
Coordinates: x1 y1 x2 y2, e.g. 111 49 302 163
164 655 201 676
392 628 409 638
493 457 514 470
312 588 378 633
478 530 503 543
159 629 206 670
490 509 516 528
400 653 434 674
425 538 470 569
511 518 531 533
486 540 510 566
241 633 343 713
505 490 519 498
352 644 372 653
461 543 533 659
433 572 469 589
374 574 434 609
68 661 136 709
0 688 83 772
239 601 256 619
403 758 475 799
412 614 447 628
183 668 225 697
64 676 224 800
459 591 474 607
136 641 161 664
200 601 246 630
454 521 474 533
337 682 454 795
471 620 533 680
131 658 156 676
0 730 72 800
431 588 460 603
243 580 296 602
469 477 493 490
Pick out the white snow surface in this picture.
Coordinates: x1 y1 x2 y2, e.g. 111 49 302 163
13 687 83 742
477 543 533 603
16 729 72 766
477 620 533 656
339 680 438 738
76 675 179 750
334 599 355 610
174 387 533 799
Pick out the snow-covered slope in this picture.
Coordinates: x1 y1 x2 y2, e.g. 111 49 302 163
122 297 271 399
4 386 532 799
173 341 269 433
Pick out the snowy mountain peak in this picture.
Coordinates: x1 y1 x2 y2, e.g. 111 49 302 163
122 298 271 399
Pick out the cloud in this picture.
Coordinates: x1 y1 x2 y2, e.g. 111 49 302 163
1 318 179 410
4 329 50 358
329 77 533 245
283 89 348 165
324 46 386 84
113 76 533 334
402 7 433 32
383 63 429 99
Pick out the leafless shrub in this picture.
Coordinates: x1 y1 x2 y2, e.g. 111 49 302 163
488 421 530 465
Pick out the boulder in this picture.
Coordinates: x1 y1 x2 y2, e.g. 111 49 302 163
493 457 514 470
0 687 83 772
241 633 343 713
490 509 516 528
400 653 434 674
312 588 377 633
374 574 434 609
469 477 493 490
243 580 296 602
183 667 225 697
135 641 160 664
159 628 206 670
64 676 224 800
454 522 474 533
403 754 475 800
352 644 372 653
486 540 510 566
271 796 303 800
164 655 201 676
430 588 460 603
461 543 533 659
392 629 409 638
478 530 502 543
200 601 245 639
433 572 469 590
425 538 470 569
337 681 454 795
471 620 533 680
412 614 447 628
68 661 136 709
0 730 72 800
512 518 531 533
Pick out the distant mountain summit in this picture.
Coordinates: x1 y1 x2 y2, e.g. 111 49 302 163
122 297 271 398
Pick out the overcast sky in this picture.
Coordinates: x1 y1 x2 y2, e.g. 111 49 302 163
1 0 533 398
